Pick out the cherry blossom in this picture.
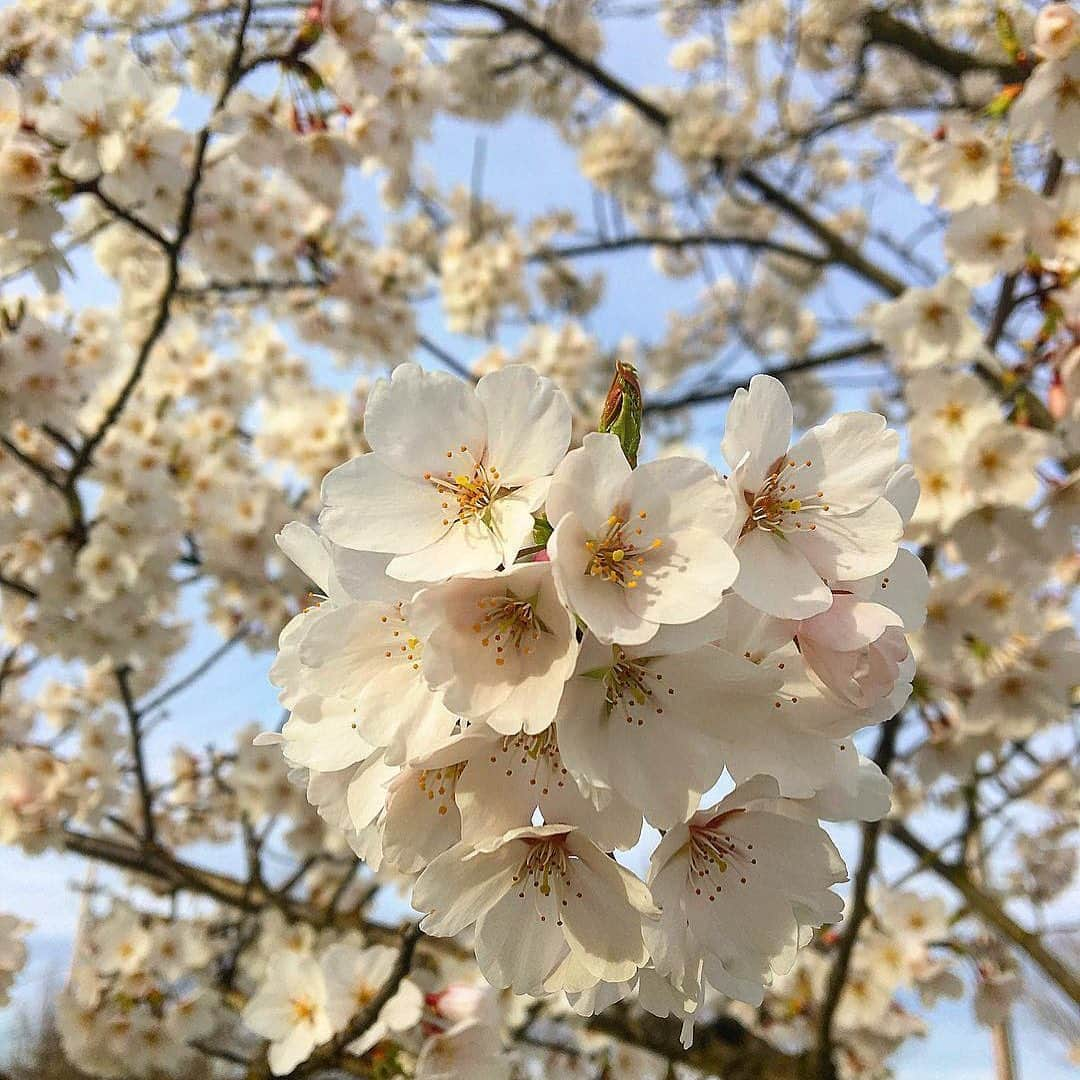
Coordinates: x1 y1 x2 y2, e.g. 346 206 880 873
547 432 739 644
413 824 658 996
721 374 903 619
321 364 571 581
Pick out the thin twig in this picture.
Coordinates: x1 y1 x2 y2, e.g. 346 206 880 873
115 665 157 845
137 627 249 717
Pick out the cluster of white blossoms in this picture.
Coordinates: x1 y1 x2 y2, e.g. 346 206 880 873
0 912 31 1008
56 900 507 1080
262 360 921 1050
737 889 963 1065
0 0 1078 1077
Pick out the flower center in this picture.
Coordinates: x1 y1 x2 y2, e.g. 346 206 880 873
581 647 675 727
584 512 662 588
416 762 466 817
290 996 318 1024
378 602 423 672
471 591 548 665
513 836 571 898
500 727 565 779
687 811 755 902
742 457 828 536
936 401 967 427
425 454 503 529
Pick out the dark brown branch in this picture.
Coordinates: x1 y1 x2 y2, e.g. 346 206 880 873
0 434 63 491
863 10 1028 83
116 665 157 845
420 0 907 299
814 714 901 1079
62 0 258 495
175 276 327 299
60 828 467 956
643 339 885 414
985 152 1063 350
0 572 37 600
534 233 829 266
285 924 424 1079
68 180 171 251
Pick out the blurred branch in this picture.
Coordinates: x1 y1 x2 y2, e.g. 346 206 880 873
643 339 885 414
420 0 907 300
534 232 830 265
863 9 1028 83
888 822 1080 1008
115 665 157 845
137 627 250 718
814 714 901 1079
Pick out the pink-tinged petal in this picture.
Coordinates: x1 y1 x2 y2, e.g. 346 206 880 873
799 594 900 652
549 514 657 645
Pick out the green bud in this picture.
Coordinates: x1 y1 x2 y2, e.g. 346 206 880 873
995 9 1023 62
599 358 642 468
532 513 553 548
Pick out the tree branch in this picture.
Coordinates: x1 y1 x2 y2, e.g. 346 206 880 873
62 0 258 496
814 714 901 1079
115 665 157 845
888 821 1080 1008
643 339 885 414
863 10 1028 83
534 233 829 266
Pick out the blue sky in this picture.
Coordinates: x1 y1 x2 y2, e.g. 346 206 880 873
1 7 1077 1076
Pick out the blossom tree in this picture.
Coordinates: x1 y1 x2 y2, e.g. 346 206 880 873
0 1 1078 1079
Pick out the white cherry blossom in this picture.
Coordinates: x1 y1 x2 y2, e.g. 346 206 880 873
407 560 578 734
547 432 738 645
321 364 571 581
413 824 658 996
646 776 846 1008
241 950 334 1076
721 374 903 619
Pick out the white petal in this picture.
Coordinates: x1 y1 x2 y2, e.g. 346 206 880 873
721 374 793 492
476 365 572 486
320 454 446 553
550 514 657 645
546 433 631 533
276 522 331 593
364 363 487 477
733 530 832 619
413 841 520 938
388 518 503 581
